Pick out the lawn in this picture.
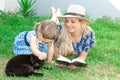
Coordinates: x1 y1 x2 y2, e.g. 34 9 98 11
0 13 120 80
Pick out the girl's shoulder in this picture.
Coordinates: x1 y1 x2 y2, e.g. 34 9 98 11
27 30 36 37
28 30 35 34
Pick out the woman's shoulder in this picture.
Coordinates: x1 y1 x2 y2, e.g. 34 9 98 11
83 26 94 36
85 26 93 32
84 26 94 36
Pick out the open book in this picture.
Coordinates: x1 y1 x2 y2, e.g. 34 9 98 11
56 55 87 67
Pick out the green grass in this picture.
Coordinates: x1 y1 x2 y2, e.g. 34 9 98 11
0 13 120 80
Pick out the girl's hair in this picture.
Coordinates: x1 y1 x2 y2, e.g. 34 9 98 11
55 22 76 56
35 20 59 40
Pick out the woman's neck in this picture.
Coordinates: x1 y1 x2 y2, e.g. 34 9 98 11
71 27 85 42
71 32 82 42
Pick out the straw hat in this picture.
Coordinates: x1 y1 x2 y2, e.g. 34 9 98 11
58 4 92 24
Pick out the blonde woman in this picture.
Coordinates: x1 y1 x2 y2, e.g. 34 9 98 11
13 20 59 63
51 4 95 69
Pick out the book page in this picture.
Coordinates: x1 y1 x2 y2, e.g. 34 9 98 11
71 58 86 63
57 55 72 63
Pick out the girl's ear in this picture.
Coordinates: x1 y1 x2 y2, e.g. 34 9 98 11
35 23 41 31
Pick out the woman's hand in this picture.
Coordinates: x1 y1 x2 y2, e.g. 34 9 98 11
67 64 78 70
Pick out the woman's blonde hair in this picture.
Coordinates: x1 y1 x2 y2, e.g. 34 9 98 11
55 22 76 56
35 20 59 40
55 18 91 57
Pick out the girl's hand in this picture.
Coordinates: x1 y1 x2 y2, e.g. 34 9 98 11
38 52 47 60
48 60 55 64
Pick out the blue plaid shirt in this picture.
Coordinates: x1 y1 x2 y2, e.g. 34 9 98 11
58 23 95 56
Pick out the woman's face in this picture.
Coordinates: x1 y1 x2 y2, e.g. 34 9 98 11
64 17 83 33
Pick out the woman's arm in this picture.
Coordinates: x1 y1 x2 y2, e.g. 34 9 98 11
77 27 95 61
77 51 88 61
29 36 47 60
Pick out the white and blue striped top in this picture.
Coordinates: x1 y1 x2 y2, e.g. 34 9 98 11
13 30 48 55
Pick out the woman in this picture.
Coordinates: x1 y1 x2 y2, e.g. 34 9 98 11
51 4 95 69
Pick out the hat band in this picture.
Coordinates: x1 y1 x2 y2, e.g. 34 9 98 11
65 12 85 17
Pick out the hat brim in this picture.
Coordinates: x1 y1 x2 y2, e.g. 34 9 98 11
58 15 92 24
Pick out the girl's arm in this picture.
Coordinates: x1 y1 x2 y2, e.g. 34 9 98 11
47 41 54 63
29 36 47 60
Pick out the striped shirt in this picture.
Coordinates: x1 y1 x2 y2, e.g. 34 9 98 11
13 31 48 55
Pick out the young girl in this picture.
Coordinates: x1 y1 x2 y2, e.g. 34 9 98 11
13 20 59 63
51 4 95 69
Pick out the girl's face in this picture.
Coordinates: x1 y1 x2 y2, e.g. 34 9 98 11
64 17 83 33
40 36 53 43
37 32 53 43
